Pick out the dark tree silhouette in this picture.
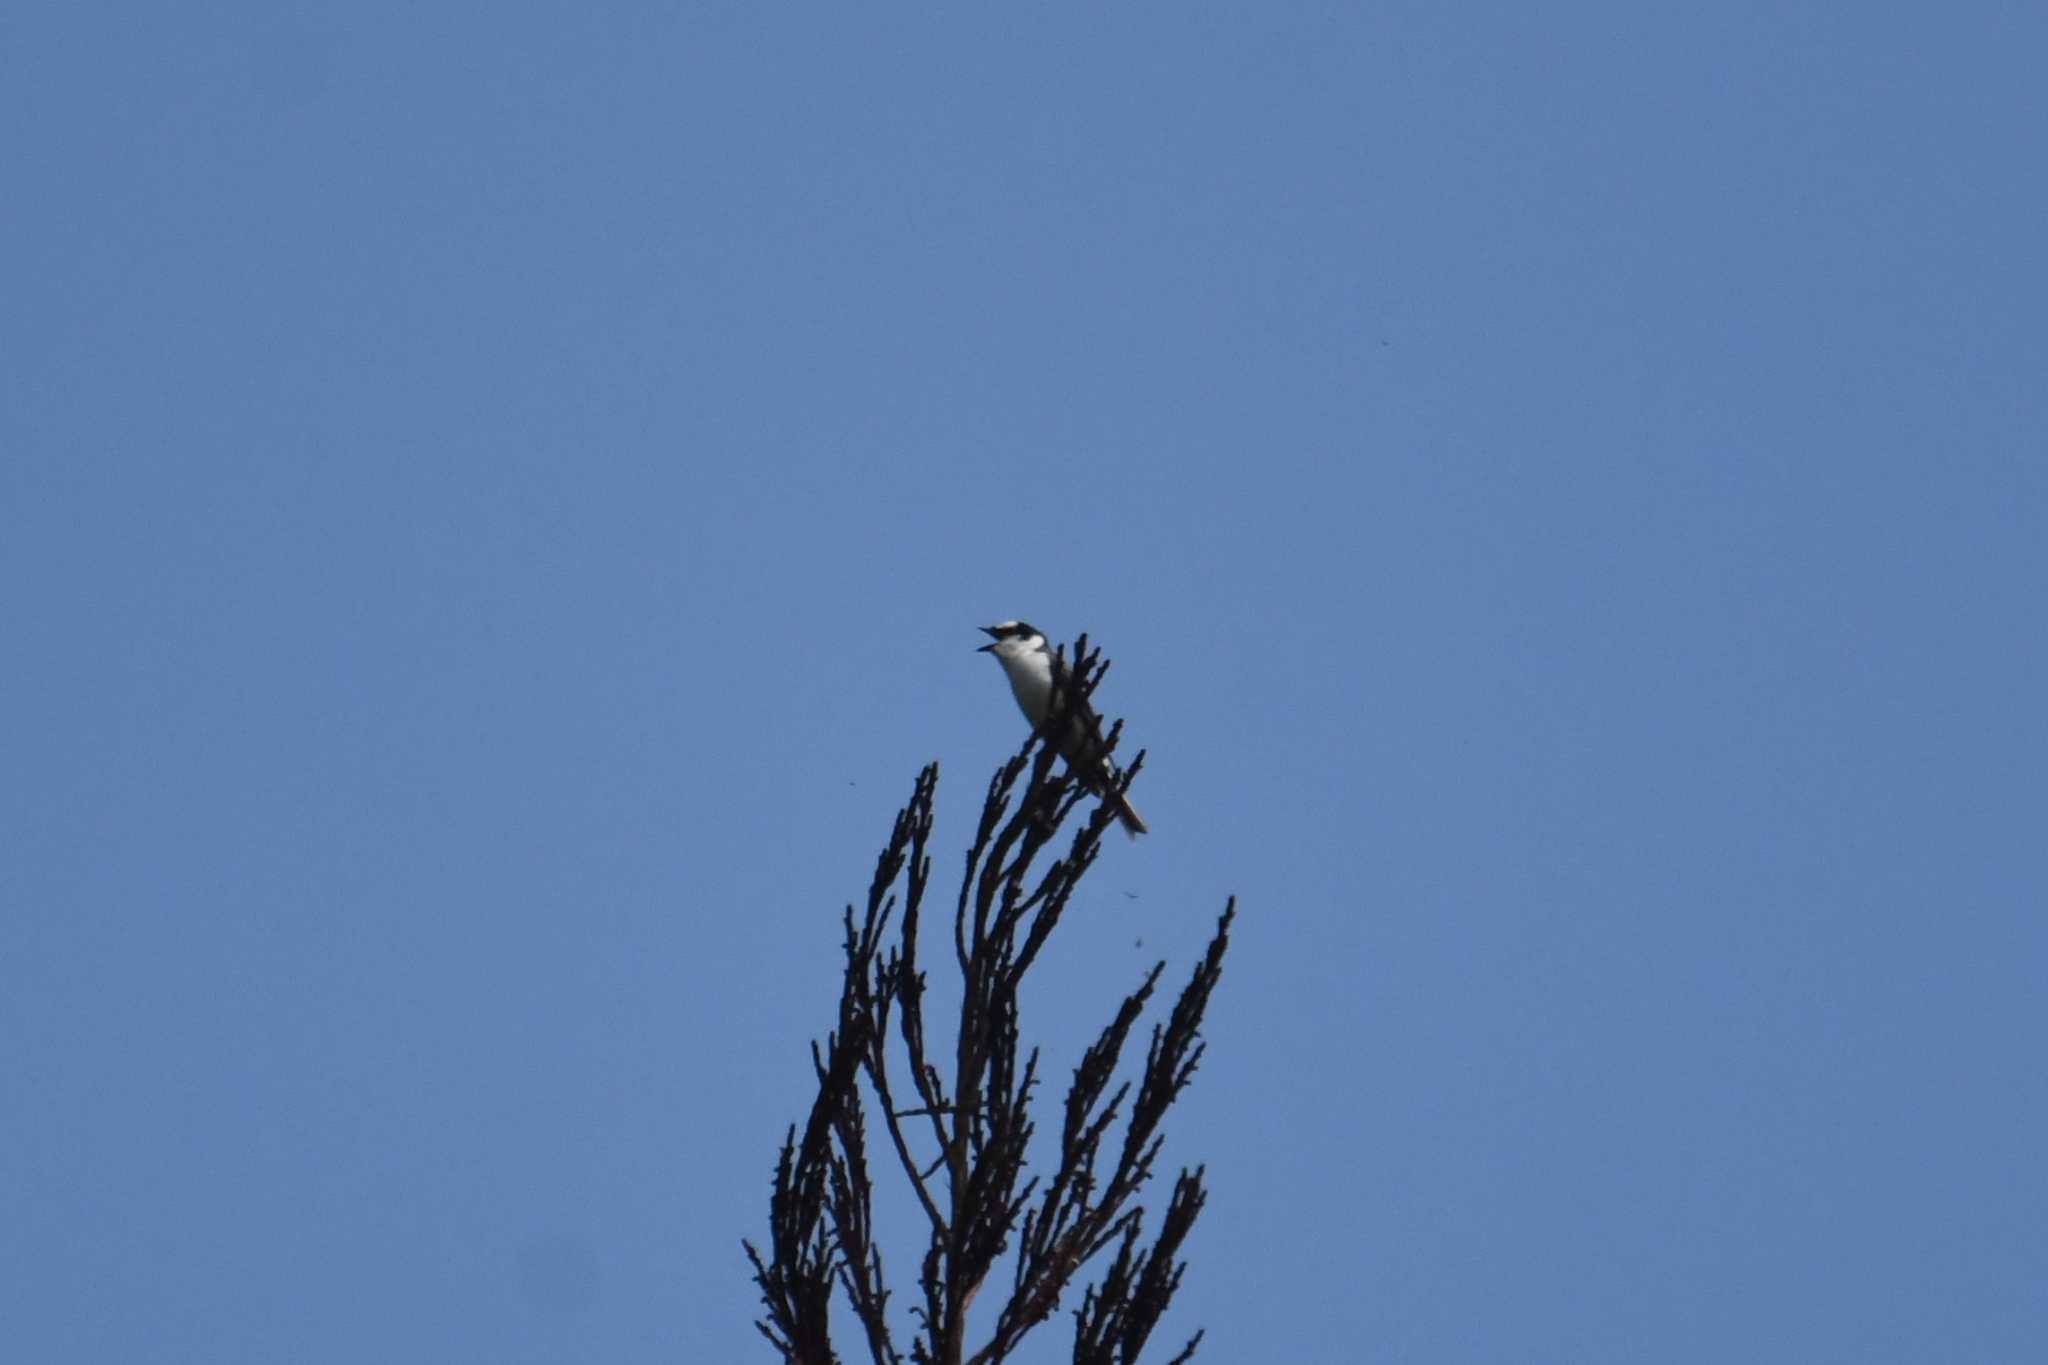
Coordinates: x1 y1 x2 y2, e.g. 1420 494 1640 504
745 636 1234 1365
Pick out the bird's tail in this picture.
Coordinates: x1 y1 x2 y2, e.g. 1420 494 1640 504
1110 790 1148 839
1069 733 1148 838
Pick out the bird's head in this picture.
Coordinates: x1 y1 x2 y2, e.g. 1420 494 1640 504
977 620 1047 660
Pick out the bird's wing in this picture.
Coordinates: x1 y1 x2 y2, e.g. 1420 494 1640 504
1047 651 1122 773
1048 646 1147 837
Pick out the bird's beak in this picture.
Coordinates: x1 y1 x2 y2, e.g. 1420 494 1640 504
977 625 1001 653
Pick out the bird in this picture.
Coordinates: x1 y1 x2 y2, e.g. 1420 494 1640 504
977 620 1148 837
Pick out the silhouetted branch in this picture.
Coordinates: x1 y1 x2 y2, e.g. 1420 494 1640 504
747 636 1233 1364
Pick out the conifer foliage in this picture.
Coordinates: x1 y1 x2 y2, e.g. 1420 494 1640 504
745 637 1234 1364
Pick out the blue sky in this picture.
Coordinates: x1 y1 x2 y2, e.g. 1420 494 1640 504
5 3 2044 1361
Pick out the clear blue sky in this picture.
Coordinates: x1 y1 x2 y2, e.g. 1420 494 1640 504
5 4 2043 1361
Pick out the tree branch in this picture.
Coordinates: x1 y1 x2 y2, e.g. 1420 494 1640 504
749 636 1232 1364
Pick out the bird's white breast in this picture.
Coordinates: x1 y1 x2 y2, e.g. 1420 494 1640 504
995 646 1056 724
